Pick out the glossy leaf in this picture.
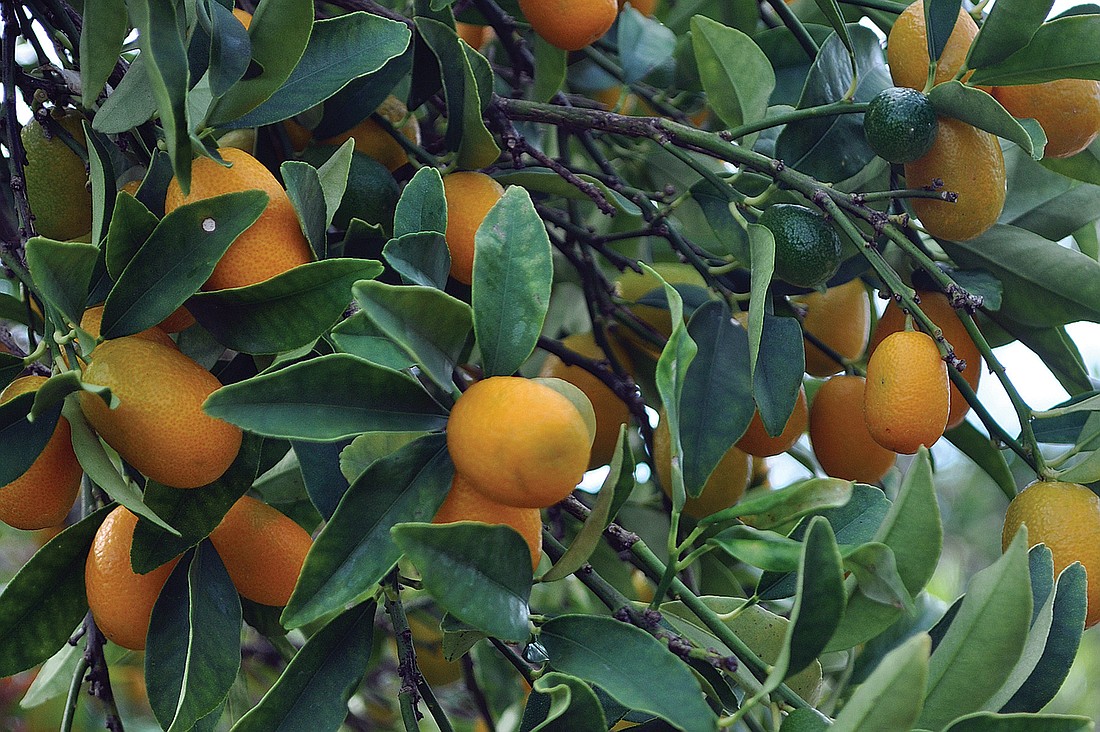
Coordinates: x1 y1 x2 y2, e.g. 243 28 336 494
101 191 267 338
295 439 354 520
539 615 717 732
146 544 242 732
187 258 381 354
281 161 327 259
945 421 1017 498
0 391 59 487
394 166 447 238
703 477 853 528
928 82 1046 158
230 13 411 128
472 186 553 376
205 0 251 98
105 192 159 280
967 0 1054 69
830 633 930 732
204 354 449 441
0 507 110 676
968 16 1100 86
282 434 451 628
329 312 417 370
353 280 471 393
24 237 98 327
383 232 452 290
753 313 804 436
393 522 533 642
691 16 774 136
232 600 376 731
520 672 607 732
925 0 962 65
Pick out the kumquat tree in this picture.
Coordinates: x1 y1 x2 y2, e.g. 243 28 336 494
4 0 1100 728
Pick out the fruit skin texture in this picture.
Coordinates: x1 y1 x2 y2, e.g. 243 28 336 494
0 377 82 530
810 376 896 483
1003 481 1100 627
442 172 504 285
78 337 242 489
653 413 751 519
904 116 1006 241
320 96 420 172
447 376 591 509
164 147 312 291
21 113 93 241
209 495 313 606
993 79 1100 159
871 290 980 429
538 332 632 468
758 204 842 289
85 506 180 650
864 87 938 163
887 0 979 91
433 474 543 571
518 0 618 51
796 279 871 377
864 330 949 454
737 388 808 458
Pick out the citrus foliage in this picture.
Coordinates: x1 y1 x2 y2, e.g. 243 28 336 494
1 0 1100 730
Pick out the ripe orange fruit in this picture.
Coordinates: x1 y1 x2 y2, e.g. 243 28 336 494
157 305 195 333
319 96 420 172
442 172 504 285
1003 480 1100 627
992 79 1100 159
455 21 494 49
518 0 618 51
652 412 751 519
79 305 176 350
809 375 896 483
434 474 542 571
232 7 251 27
538 332 632 468
209 494 313 606
618 0 656 14
447 376 591 509
887 0 979 91
0 376 82 530
870 290 980 429
21 111 93 241
164 147 312 291
795 279 871 377
864 329 948 454
78 337 242 489
119 180 142 197
85 506 180 650
615 262 708 358
903 116 1006 241
736 388 808 458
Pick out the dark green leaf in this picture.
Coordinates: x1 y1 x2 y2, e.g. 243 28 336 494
204 353 449 440
753 314 804 437
83 124 117 247
393 522 532 642
999 144 1100 243
25 237 99 327
520 672 607 732
329 312 416 370
472 186 553 376
146 543 242 732
967 0 1053 68
383 232 452 289
928 82 1046 158
314 140 354 234
690 16 774 135
295 440 353 521
968 15 1100 86
206 0 251 97
539 615 717 732
0 389 60 487
79 0 129 103
187 258 382 354
282 434 451 628
101 191 268 338
281 161 327 259
0 507 110 675
926 0 962 65
232 600 376 731
945 420 1017 498
530 36 567 103
394 166 447 238
105 192 159 280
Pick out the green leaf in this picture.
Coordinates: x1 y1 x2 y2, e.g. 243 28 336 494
619 8 676 84
130 433 263 574
353 280 471 394
968 15 1100 86
292 440 352 520
24 237 99 327
828 448 943 651
966 0 1053 69
753 313 804 437
926 0 962 65
941 712 1094 732
0 507 110 676
187 258 382 354
28 371 114 421
19 642 82 709
229 13 411 128
79 0 129 103
702 477 853 528
530 36 567 103
917 529 1034 730
844 542 914 613
520 672 607 732
206 0 313 125
830 633 930 732
383 232 452 289
92 54 157 134
101 190 268 338
281 161 328 259
205 0 251 98
455 42 501 169
539 615 717 732
393 522 533 642
338 431 425 485
810 0 854 62
0 353 22 388
146 543 242 732
690 16 774 137
491 169 642 215
1000 144 1100 243
0 391 60 487
472 186 553 376
678 301 753 497
231 600 376 731
83 123 117 247
928 82 1046 158
315 140 355 232
394 166 447 238
282 434 451 628
329 312 417 370
746 223 773 377
204 353 449 440
128 0 192 191
105 192 160 280
945 421 1017 498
